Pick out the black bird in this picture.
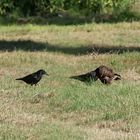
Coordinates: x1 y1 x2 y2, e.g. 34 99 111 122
70 70 98 83
16 69 48 86
70 65 121 84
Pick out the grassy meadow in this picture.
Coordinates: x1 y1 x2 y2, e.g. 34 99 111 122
0 22 140 139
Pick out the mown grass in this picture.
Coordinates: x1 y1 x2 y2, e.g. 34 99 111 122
0 22 140 140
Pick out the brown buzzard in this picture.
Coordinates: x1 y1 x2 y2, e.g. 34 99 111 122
70 65 121 84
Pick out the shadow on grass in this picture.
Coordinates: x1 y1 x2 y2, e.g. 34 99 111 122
0 11 140 26
0 40 139 55
0 15 91 26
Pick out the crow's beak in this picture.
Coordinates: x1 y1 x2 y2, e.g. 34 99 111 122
45 73 49 76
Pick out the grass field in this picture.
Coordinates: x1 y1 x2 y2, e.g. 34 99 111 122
0 21 140 140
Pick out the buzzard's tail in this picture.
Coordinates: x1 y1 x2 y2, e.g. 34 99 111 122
114 73 121 80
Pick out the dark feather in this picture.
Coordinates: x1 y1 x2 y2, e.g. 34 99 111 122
70 65 121 84
16 69 48 86
70 71 98 82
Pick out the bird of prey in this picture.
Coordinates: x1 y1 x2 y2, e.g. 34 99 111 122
70 65 121 84
16 69 48 86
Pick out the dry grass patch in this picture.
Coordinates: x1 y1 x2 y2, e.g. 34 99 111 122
82 126 139 140
122 68 140 81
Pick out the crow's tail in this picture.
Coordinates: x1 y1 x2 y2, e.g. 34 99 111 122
15 78 22 80
70 75 82 80
70 73 88 81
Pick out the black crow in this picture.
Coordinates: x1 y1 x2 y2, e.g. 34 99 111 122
16 69 48 86
70 70 98 83
70 65 121 84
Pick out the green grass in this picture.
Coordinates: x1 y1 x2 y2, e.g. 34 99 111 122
0 22 140 140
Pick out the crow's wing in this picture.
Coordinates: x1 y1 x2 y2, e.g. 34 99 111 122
70 71 98 82
19 73 38 84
